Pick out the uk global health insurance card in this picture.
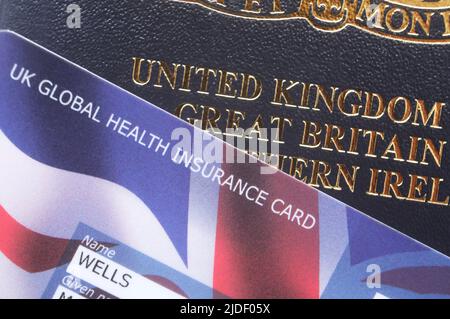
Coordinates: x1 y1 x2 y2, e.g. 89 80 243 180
0 30 449 299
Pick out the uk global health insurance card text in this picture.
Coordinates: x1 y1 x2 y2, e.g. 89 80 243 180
0 31 449 299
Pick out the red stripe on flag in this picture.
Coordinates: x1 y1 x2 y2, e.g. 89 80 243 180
213 159 320 298
0 204 71 273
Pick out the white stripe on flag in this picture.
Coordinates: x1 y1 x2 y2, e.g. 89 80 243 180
0 132 185 275
0 252 54 299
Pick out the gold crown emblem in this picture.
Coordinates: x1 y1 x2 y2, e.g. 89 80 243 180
175 0 450 44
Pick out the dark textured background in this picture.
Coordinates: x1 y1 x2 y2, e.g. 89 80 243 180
1 0 449 255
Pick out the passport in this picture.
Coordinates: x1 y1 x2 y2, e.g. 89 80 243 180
0 0 449 255
1 31 449 299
